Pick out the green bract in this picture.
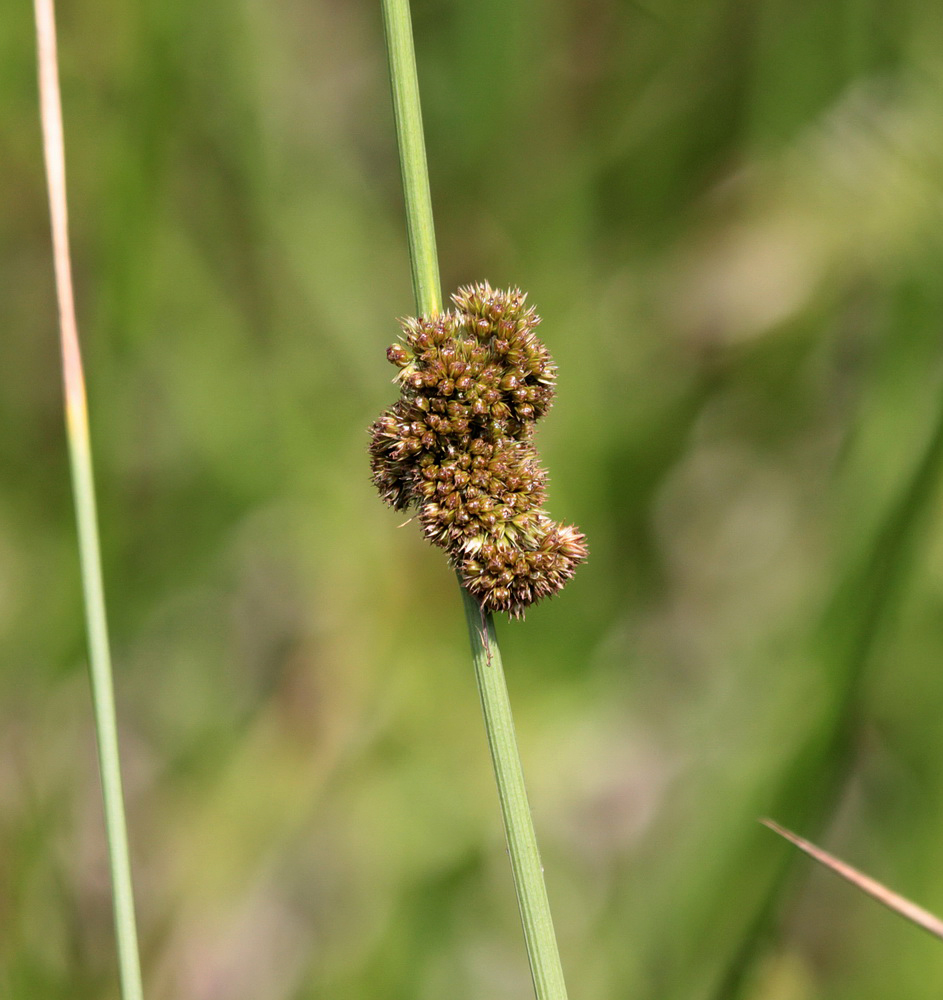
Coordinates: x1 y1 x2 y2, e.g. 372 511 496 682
370 282 587 617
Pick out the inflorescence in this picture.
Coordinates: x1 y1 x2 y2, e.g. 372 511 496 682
369 282 587 618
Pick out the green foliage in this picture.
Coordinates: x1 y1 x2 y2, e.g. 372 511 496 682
4 0 943 997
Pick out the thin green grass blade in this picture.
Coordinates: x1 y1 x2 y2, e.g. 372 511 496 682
33 2 144 998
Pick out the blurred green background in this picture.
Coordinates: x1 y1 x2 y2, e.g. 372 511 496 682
4 0 943 997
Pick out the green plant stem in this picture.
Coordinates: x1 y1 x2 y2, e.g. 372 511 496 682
380 2 569 997
33 2 144 998
380 0 441 317
459 588 570 999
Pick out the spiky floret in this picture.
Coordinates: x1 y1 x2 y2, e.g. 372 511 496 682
459 521 588 618
369 282 586 617
416 441 546 545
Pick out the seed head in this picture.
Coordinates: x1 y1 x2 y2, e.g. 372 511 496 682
369 283 586 617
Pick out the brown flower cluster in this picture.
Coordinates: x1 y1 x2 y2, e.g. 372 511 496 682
369 282 587 618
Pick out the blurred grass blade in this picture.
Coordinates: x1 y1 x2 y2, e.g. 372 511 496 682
710 393 943 1000
33 1 145 998
761 819 943 941
379 1 569 996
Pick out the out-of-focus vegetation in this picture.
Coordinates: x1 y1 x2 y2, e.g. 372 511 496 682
4 0 943 997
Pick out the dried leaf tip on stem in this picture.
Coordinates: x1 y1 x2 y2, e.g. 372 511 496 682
370 282 587 618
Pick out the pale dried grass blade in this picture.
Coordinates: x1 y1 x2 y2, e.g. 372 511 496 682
761 818 943 942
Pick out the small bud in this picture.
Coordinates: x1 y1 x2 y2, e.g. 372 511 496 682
387 343 410 367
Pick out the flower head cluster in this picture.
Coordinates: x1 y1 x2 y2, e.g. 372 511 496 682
369 282 587 617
